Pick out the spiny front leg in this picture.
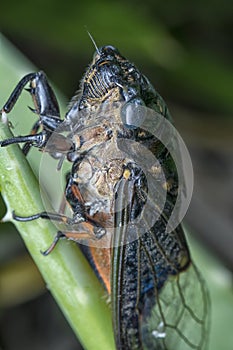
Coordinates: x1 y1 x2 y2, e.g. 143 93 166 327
1 71 64 153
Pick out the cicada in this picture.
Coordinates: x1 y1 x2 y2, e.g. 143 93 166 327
0 44 210 349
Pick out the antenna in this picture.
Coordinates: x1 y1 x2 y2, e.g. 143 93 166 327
86 29 100 54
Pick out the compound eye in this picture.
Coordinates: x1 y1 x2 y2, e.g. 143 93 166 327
104 45 117 51
101 45 119 56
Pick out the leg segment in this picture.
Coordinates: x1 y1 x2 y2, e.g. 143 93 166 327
41 231 65 256
12 210 76 225
0 132 45 148
1 71 64 153
13 210 105 237
22 119 41 155
2 73 37 113
1 71 60 118
41 227 105 256
13 208 106 255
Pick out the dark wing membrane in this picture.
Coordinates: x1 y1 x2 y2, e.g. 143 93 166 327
111 168 210 350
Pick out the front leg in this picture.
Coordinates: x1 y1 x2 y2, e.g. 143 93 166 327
1 71 63 153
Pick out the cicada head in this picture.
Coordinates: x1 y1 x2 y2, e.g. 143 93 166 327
78 45 146 109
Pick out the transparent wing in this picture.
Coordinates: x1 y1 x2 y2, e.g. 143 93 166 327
111 166 210 350
139 246 210 350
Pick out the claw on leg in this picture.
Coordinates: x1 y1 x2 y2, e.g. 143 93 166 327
41 231 65 256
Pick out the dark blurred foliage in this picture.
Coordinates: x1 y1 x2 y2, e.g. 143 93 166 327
0 0 232 349
1 0 233 114
0 293 78 350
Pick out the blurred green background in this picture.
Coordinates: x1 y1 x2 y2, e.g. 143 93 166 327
0 0 233 349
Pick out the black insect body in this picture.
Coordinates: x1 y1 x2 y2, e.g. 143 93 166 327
0 45 209 349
